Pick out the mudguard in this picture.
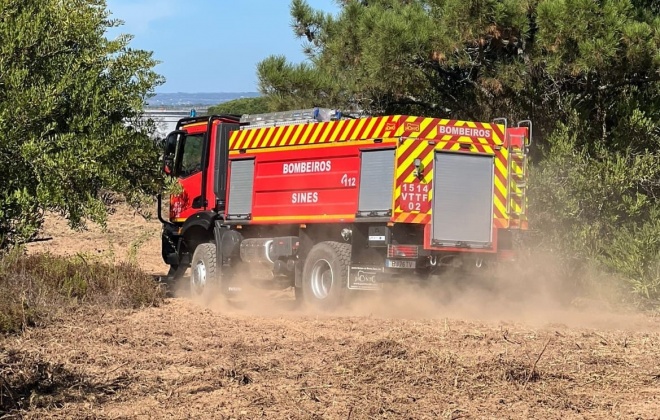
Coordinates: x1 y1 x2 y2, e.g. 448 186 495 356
180 211 217 241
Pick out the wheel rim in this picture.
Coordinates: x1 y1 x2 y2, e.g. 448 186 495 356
310 259 333 300
191 260 207 291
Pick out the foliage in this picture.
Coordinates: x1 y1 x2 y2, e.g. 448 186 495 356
0 251 164 335
258 0 660 302
259 0 660 143
207 96 271 116
530 117 660 302
0 0 164 249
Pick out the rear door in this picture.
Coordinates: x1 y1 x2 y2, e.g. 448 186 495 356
432 152 494 248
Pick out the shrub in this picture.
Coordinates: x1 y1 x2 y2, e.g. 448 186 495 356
528 118 660 305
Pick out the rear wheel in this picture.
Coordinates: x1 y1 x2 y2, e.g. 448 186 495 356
190 243 218 296
302 241 351 310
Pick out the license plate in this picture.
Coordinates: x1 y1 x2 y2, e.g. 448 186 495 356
386 259 416 269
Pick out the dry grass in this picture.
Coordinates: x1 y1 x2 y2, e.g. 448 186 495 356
2 299 659 419
0 348 129 415
0 251 164 415
0 251 165 335
3 203 658 419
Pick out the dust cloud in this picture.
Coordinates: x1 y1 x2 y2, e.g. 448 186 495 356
176 252 659 333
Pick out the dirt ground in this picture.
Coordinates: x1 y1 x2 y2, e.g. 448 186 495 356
4 204 660 419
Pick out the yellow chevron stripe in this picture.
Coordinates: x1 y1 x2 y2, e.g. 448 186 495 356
255 129 268 148
310 122 327 144
494 175 507 198
363 117 377 138
341 119 357 140
269 126 286 147
396 141 428 177
394 140 434 212
246 127 262 149
419 155 434 216
495 218 509 228
327 121 342 142
494 196 508 218
350 119 365 140
413 213 427 224
331 120 346 141
235 131 248 149
228 138 397 155
300 123 315 145
350 119 363 138
492 127 503 144
347 119 360 140
300 123 316 146
251 127 266 148
229 131 241 149
393 140 412 212
264 126 278 147
270 126 286 147
422 118 434 135
290 124 306 146
240 131 252 149
496 153 508 174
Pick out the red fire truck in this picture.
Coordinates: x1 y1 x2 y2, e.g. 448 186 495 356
159 108 530 308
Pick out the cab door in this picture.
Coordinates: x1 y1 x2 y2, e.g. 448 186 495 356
170 132 205 222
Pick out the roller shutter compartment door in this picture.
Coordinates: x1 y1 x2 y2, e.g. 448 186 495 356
432 152 494 248
227 159 255 217
358 149 395 215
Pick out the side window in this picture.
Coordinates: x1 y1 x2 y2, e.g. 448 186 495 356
180 134 204 178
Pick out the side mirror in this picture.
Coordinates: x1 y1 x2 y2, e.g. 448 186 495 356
163 130 185 177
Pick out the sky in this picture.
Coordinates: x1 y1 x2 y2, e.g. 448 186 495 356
105 0 339 93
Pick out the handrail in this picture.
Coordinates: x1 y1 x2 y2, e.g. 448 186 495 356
517 120 533 148
157 194 170 225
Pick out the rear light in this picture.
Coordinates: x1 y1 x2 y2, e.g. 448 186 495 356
387 245 419 259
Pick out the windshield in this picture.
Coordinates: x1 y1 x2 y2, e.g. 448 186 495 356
179 133 204 178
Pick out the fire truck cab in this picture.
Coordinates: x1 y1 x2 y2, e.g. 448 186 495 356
159 108 531 309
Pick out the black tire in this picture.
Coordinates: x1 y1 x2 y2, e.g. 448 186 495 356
190 243 218 296
302 241 351 310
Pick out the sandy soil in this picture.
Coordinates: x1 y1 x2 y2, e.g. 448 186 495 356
27 204 165 276
4 204 660 419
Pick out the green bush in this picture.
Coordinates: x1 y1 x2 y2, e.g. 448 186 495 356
529 118 660 305
600 216 660 301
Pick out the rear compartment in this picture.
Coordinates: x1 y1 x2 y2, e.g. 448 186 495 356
431 152 494 249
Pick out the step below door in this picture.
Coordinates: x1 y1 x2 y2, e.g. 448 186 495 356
432 152 494 248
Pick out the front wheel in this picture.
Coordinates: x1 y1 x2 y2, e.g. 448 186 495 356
190 243 218 296
302 241 351 310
